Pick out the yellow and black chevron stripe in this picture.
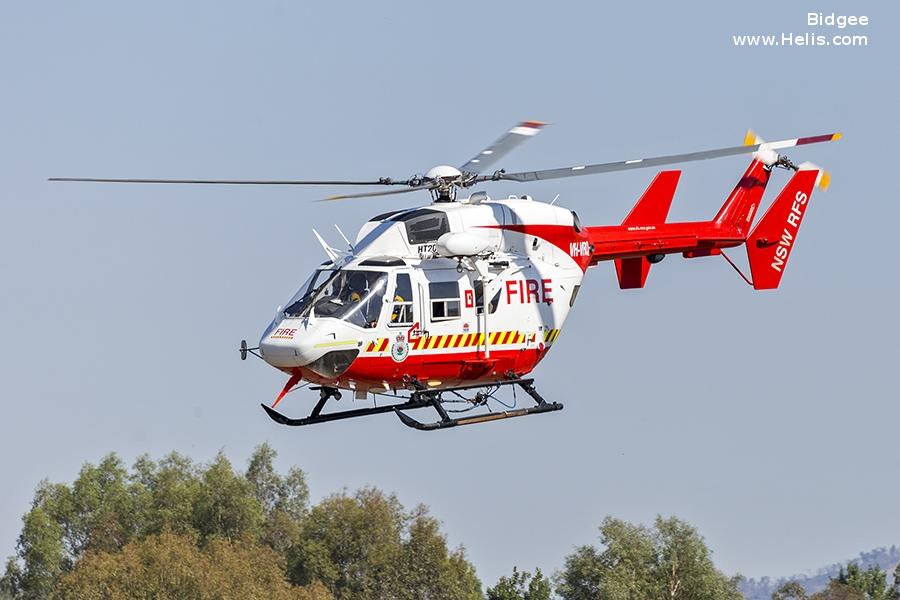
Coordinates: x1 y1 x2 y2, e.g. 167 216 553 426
365 338 391 353
364 329 561 353
413 333 486 350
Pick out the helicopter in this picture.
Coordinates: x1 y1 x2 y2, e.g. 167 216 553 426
51 122 841 430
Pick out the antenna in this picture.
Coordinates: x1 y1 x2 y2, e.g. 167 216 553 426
334 224 354 251
312 229 339 261
550 194 561 206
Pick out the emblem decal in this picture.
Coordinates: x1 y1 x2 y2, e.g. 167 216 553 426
391 334 410 363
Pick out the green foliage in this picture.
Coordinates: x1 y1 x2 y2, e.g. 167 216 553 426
246 443 309 519
2 443 483 600
810 582 867 600
555 515 743 600
11 506 65 599
193 452 265 542
773 580 809 600
0 558 22 599
806 563 900 600
486 566 552 600
3 443 776 600
132 452 203 536
1 444 313 598
294 489 483 599
555 545 604 600
52 531 331 600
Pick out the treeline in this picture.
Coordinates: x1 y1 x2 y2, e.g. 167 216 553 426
0 446 896 600
771 563 900 600
0 445 479 599
743 547 900 600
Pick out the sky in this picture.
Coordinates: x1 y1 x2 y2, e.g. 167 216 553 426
1 0 897 589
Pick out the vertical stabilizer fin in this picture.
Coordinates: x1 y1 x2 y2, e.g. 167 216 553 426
745 167 819 289
614 170 680 289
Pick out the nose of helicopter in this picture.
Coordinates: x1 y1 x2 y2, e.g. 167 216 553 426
258 322 311 369
258 319 361 379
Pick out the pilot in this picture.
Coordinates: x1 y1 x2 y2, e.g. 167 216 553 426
345 273 383 328
347 273 368 303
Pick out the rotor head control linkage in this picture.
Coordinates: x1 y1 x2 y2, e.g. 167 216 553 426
774 155 799 171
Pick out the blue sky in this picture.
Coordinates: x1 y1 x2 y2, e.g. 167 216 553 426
1 0 897 587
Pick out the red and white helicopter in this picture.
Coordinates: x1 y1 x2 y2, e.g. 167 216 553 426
52 123 840 430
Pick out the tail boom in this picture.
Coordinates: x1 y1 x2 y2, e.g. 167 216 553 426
584 165 820 291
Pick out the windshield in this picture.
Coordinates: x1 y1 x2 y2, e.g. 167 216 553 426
285 269 388 329
284 268 335 318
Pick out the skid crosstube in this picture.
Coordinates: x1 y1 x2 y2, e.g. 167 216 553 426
395 378 563 430
394 400 562 430
261 377 563 431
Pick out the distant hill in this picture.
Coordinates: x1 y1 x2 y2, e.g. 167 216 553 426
739 546 900 600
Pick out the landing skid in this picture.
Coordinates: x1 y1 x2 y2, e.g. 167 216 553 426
260 377 563 431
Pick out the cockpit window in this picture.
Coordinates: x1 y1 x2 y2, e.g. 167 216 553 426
390 209 450 244
284 269 387 329
390 273 414 326
284 268 334 318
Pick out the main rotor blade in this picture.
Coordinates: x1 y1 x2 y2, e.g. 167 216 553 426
319 184 436 201
487 132 842 183
47 177 407 185
458 121 546 176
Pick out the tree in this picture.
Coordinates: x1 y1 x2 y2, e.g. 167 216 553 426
246 443 309 519
0 558 22 599
810 582 866 600
294 488 483 599
192 452 265 543
2 445 307 598
554 545 604 600
130 452 202 537
773 581 808 600
9 506 65 599
51 531 331 600
399 507 483 600
555 516 742 600
245 443 308 555
654 516 742 600
3 445 483 600
487 567 552 600
808 563 899 600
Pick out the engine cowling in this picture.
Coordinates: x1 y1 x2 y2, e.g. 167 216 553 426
435 232 496 257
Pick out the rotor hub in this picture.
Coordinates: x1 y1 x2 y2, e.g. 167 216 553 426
424 165 462 180
424 165 463 202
